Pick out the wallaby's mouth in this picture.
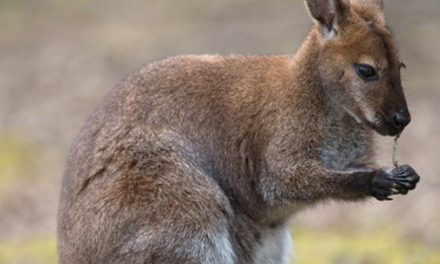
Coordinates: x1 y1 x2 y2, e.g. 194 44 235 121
365 114 407 137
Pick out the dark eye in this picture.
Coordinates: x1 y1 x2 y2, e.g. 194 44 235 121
354 64 378 81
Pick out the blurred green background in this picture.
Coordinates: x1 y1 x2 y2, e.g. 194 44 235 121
0 0 439 263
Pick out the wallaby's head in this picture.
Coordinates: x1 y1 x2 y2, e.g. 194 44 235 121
305 0 410 136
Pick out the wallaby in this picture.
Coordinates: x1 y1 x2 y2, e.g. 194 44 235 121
57 0 420 263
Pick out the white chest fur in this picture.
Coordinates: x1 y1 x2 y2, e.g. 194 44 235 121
252 226 292 264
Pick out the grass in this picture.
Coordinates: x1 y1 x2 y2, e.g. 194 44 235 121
0 135 35 186
292 227 440 264
1 228 439 264
0 236 57 264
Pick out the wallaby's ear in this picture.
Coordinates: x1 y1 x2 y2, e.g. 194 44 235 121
305 0 349 38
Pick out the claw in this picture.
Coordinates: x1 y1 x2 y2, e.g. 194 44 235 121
395 181 411 188
376 196 393 201
391 189 401 195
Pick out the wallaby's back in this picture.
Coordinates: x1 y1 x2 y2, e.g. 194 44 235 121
58 55 297 263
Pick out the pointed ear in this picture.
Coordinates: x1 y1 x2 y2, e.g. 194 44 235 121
305 0 349 38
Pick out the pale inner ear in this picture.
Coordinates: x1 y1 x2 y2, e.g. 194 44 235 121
316 2 336 31
325 28 337 39
306 0 344 39
322 11 338 39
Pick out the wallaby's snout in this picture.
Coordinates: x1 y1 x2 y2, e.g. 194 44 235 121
366 96 411 136
387 107 411 134
363 74 412 137
381 70 411 136
379 108 411 136
393 110 411 130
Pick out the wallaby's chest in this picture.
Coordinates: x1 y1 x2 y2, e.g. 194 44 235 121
319 117 371 170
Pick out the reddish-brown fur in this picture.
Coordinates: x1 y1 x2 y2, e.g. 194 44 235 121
57 1 420 263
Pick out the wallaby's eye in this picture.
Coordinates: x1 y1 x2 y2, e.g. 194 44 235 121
354 64 378 81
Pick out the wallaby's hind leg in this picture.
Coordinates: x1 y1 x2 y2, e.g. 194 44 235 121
109 166 236 264
108 224 235 264
59 150 235 264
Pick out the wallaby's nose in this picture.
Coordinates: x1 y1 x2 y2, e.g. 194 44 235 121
393 110 411 130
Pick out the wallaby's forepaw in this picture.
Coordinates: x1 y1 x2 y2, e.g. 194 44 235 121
388 165 420 194
370 165 420 201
